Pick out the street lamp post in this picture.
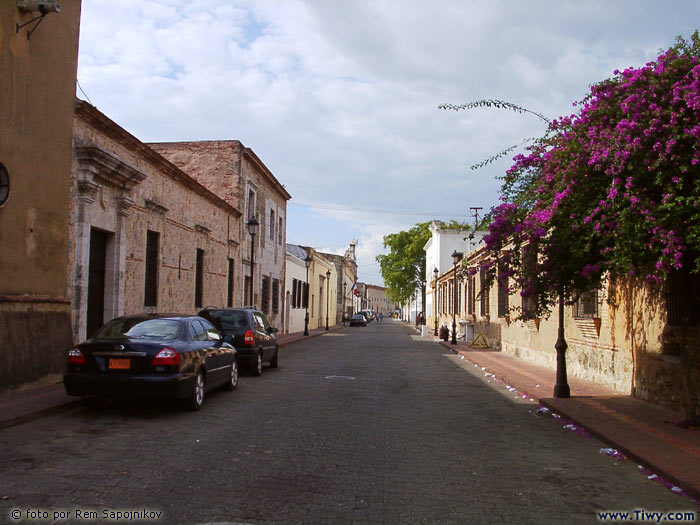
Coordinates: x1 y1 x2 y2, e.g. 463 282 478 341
433 267 439 336
451 250 462 345
325 270 331 331
304 255 311 336
246 217 259 307
554 290 571 397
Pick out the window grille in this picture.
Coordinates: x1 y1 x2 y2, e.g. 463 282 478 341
261 275 271 314
227 258 234 307
144 230 159 307
666 267 700 325
195 249 204 308
497 261 509 317
573 289 598 318
272 278 280 314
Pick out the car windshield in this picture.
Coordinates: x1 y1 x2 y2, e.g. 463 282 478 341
205 311 248 331
93 318 181 340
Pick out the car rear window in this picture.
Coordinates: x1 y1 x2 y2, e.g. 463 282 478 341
94 318 181 340
204 310 249 331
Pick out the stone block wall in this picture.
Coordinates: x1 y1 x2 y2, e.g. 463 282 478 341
68 103 241 343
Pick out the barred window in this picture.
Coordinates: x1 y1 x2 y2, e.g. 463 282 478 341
480 267 490 317
497 261 509 318
144 230 159 307
522 244 537 320
467 275 475 315
272 278 280 314
666 267 700 326
195 249 204 308
227 258 234 307
261 275 271 314
573 289 598 318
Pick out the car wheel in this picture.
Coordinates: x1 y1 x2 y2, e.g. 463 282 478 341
251 351 262 376
187 370 205 411
225 359 238 391
270 347 279 368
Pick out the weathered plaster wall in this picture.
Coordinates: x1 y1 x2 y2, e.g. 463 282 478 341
68 105 241 342
0 1 81 390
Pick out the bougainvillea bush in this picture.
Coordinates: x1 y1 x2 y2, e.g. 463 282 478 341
482 32 700 320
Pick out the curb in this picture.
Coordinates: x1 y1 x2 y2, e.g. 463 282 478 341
0 400 82 431
1 324 347 430
437 339 700 502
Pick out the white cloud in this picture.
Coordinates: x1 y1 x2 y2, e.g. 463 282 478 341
77 0 700 285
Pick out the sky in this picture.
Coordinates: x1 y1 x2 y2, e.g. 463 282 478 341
76 0 700 285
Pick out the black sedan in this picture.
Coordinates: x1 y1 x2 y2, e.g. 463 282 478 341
63 314 238 411
349 314 368 327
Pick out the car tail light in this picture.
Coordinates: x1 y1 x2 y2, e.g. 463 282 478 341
151 347 179 366
244 329 255 346
67 347 86 365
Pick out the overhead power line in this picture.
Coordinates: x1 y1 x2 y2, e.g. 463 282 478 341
289 201 471 218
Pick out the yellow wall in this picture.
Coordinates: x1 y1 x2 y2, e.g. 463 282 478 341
0 1 82 390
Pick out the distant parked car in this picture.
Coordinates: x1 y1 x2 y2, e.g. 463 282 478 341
358 310 373 322
350 314 368 327
198 307 279 375
63 314 238 411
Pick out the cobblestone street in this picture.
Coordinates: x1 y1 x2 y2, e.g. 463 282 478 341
0 320 692 524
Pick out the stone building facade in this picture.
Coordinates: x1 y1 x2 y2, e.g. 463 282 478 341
148 141 291 329
0 1 81 390
317 241 358 324
68 102 242 342
366 285 390 316
454 244 700 414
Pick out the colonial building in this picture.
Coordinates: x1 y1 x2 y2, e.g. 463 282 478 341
68 101 242 342
366 284 390 316
284 244 309 334
148 141 291 328
284 245 337 332
424 221 486 336
317 240 358 323
0 1 81 390
435 241 700 414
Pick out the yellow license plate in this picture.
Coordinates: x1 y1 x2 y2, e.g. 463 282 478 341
108 358 130 370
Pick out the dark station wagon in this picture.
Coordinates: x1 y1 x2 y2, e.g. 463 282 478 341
63 314 238 411
198 307 279 375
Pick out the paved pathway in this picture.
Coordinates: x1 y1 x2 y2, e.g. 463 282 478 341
0 320 694 523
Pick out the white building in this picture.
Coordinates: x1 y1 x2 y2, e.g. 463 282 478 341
284 244 309 334
424 221 487 330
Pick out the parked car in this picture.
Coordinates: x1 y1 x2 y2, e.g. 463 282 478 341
63 314 238 411
349 314 368 327
198 307 278 375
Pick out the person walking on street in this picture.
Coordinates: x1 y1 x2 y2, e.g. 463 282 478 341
379 312 384 323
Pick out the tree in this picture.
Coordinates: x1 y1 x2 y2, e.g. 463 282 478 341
377 222 431 315
475 32 700 417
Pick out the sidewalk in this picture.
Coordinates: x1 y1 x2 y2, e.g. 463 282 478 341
0 324 341 431
419 327 700 503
